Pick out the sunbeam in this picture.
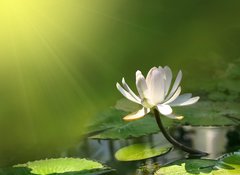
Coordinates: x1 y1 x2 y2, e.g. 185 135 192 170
0 0 119 165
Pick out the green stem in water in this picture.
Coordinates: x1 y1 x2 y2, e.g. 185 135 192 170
153 108 208 156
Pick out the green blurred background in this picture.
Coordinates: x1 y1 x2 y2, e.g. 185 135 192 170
0 0 240 166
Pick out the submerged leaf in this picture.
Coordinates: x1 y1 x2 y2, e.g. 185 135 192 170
115 143 172 161
14 158 106 175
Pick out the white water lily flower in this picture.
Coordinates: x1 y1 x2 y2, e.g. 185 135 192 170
116 66 200 121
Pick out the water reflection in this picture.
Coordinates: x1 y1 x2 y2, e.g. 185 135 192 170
172 126 240 159
184 126 233 158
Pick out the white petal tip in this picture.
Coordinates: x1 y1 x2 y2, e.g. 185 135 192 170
176 116 184 120
136 70 141 74
123 115 144 121
194 96 200 101
157 104 173 116
165 113 184 120
123 108 150 121
178 70 183 76
176 96 200 106
116 82 120 88
188 96 200 105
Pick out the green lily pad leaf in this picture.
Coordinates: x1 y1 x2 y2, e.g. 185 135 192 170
155 151 240 175
206 60 240 102
115 143 172 161
115 98 140 112
175 101 240 126
212 169 240 174
14 158 107 175
0 167 31 175
208 80 240 102
87 108 173 139
225 60 240 79
88 100 240 139
86 108 127 135
216 152 240 170
154 159 216 175
155 163 188 175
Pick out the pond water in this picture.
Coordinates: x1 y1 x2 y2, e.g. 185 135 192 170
66 126 240 175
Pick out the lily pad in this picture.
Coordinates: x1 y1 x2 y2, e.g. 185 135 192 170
216 152 240 169
87 108 173 139
14 158 108 175
115 98 140 112
87 100 240 140
224 60 240 79
0 167 31 175
115 143 172 161
155 151 240 175
155 160 216 175
155 161 216 175
175 101 240 126
206 60 240 102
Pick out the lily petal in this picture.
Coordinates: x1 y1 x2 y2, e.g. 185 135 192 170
136 70 149 99
163 66 172 97
123 107 150 121
163 86 181 104
122 78 141 102
156 104 173 115
146 67 157 86
146 67 165 104
116 83 141 104
174 96 200 106
165 114 184 120
165 70 182 100
168 93 192 106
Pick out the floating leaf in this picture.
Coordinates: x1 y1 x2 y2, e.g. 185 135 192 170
87 108 173 139
206 60 240 102
224 60 240 79
155 151 240 175
175 101 240 126
90 116 160 139
14 158 107 175
115 143 172 161
216 152 240 170
86 108 127 135
115 98 140 112
155 160 215 175
208 80 240 102
87 100 240 140
0 167 31 175
155 163 189 175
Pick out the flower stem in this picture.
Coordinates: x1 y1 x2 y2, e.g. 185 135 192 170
153 108 208 156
